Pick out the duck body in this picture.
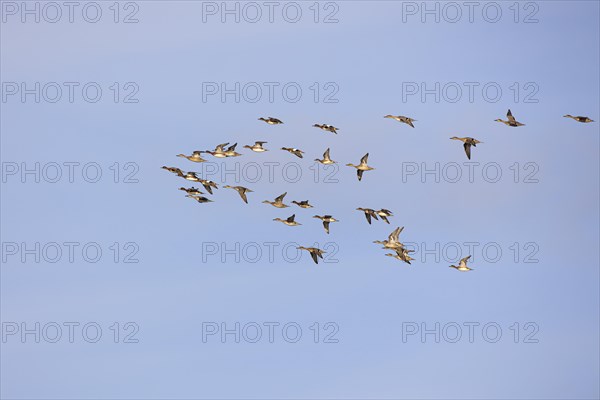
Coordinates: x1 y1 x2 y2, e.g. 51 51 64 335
564 114 594 123
374 226 405 250
385 248 415 264
450 137 482 160
199 179 218 194
179 187 203 195
376 209 393 224
162 166 185 177
262 192 289 208
346 153 374 181
356 207 379 224
274 214 301 226
449 255 474 271
186 195 213 203
223 185 253 204
281 147 305 158
315 148 336 165
384 115 416 128
183 172 201 182
224 143 242 157
292 200 314 209
244 141 268 152
297 246 326 264
177 152 207 163
313 215 339 234
313 124 339 134
495 109 525 127
259 117 283 125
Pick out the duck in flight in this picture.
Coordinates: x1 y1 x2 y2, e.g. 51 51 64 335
244 141 268 152
162 166 184 177
179 187 203 195
224 143 242 157
281 147 305 158
449 255 474 271
177 151 206 163
182 171 201 182
273 214 301 226
262 192 289 208
203 142 229 158
314 148 336 165
223 185 253 204
356 208 379 224
297 246 326 264
450 137 482 160
198 179 218 194
185 195 213 204
313 124 339 134
564 114 594 123
259 117 283 125
313 215 339 234
384 115 416 128
374 226 405 250
385 247 415 264
495 109 525 127
346 153 374 181
376 209 393 224
292 200 314 209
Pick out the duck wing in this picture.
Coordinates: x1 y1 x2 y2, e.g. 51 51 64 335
202 183 214 194
275 192 287 202
310 251 319 264
463 143 472 160
323 221 330 234
507 109 516 123
459 255 472 267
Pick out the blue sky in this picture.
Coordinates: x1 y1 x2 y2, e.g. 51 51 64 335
1 1 599 399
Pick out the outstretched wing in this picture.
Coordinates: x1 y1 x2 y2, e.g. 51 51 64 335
287 214 296 223
463 143 472 160
365 212 372 224
460 255 472 266
323 221 330 234
389 226 404 241
357 169 364 181
215 142 229 151
203 183 214 194
324 148 331 159
310 251 319 264
239 190 248 204
360 153 369 164
507 109 516 123
256 141 267 145
275 192 287 202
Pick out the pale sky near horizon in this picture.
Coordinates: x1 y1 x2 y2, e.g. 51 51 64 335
1 1 599 399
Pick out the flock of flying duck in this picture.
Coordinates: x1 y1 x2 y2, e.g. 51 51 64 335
162 111 595 269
